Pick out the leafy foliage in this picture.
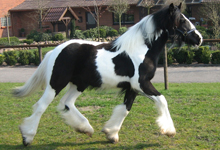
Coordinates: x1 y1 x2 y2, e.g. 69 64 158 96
52 33 64 41
119 27 128 35
211 51 220 64
3 51 18 66
0 54 4 65
18 50 31 65
173 47 194 64
194 46 211 64
0 37 20 46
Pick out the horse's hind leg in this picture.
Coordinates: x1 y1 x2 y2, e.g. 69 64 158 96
102 89 137 143
19 86 56 146
58 83 94 136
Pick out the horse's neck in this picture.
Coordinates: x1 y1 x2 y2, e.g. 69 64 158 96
145 31 168 58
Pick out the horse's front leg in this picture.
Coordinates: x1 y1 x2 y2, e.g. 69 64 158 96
102 89 137 143
141 80 176 137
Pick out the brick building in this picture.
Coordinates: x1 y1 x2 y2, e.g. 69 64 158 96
0 0 219 38
0 0 25 37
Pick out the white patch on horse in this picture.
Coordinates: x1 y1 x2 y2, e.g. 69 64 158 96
113 15 159 55
96 48 130 89
102 104 129 143
150 95 176 137
181 14 203 46
58 83 94 136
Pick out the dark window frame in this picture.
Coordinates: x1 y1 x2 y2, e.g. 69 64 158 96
113 13 134 25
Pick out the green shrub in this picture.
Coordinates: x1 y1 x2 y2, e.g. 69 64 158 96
173 47 194 64
27 30 38 40
3 51 18 66
28 51 35 64
108 29 118 37
211 51 220 64
158 50 174 65
18 50 32 65
99 28 107 38
75 30 85 39
0 54 4 65
32 50 51 66
194 46 211 64
33 50 40 65
89 28 98 39
27 30 52 42
52 33 64 41
0 37 20 45
196 25 210 39
83 30 91 38
100 26 114 37
119 27 128 35
22 39 34 44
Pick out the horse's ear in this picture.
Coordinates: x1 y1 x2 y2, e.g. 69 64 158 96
178 2 182 9
169 3 175 14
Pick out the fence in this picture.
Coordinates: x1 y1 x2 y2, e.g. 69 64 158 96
0 39 220 89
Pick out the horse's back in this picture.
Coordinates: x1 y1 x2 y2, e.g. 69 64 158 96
49 40 102 94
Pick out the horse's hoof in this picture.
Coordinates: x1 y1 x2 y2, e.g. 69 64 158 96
75 128 93 137
101 129 119 143
22 136 30 146
161 128 176 138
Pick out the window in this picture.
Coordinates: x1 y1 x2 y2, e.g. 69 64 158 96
1 17 11 27
113 13 134 25
78 16 83 23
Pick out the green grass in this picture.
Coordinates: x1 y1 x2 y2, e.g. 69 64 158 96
0 83 220 149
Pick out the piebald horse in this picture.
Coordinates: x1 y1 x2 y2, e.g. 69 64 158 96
14 3 202 146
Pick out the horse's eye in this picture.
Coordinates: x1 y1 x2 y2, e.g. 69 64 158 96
181 19 186 23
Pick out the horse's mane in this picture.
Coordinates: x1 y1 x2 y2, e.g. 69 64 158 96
113 5 181 54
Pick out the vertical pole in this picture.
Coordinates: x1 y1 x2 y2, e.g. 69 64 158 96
38 46 42 63
6 14 10 45
164 46 168 90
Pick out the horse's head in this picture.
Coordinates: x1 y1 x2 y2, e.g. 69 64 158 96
167 3 203 47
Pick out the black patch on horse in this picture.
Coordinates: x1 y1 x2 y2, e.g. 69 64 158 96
112 52 134 78
50 43 102 95
96 42 117 52
138 32 169 96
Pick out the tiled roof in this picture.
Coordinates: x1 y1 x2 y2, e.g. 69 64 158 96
43 7 79 22
10 0 140 11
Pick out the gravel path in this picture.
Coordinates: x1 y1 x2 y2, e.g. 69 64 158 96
0 65 220 83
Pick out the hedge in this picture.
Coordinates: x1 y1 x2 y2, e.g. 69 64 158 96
194 46 211 64
1 44 220 66
0 54 4 65
0 37 20 45
211 51 220 64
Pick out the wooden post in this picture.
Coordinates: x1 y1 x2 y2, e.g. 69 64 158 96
38 46 42 63
164 46 168 90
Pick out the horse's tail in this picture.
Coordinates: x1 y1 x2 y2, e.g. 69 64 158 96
13 51 52 97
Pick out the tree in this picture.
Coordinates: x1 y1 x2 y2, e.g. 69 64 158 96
108 0 130 29
139 0 154 15
200 1 220 39
70 19 76 39
80 0 108 41
36 0 49 31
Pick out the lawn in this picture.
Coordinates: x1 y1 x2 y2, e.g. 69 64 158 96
0 83 219 149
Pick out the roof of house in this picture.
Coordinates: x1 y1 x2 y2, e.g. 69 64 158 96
10 0 220 12
43 7 79 22
10 0 140 11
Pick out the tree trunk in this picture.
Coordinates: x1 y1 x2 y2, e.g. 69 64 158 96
119 15 122 29
6 16 10 45
97 16 100 42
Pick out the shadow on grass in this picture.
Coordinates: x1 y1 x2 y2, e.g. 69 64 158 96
0 141 160 150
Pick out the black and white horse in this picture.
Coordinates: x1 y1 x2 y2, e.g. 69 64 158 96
14 3 202 146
